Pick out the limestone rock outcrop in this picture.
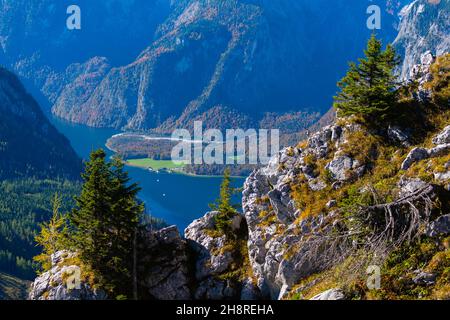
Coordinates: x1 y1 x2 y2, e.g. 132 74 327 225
310 288 346 301
401 126 450 171
185 211 258 300
28 251 107 300
138 226 192 300
242 123 361 299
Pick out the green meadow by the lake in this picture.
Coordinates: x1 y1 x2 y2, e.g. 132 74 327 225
126 158 185 171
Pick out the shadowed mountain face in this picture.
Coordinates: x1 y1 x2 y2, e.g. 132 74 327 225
0 0 172 69
0 0 172 110
0 67 81 180
0 0 412 133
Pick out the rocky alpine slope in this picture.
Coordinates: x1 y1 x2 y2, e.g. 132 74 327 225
394 0 450 80
239 52 450 300
29 52 450 300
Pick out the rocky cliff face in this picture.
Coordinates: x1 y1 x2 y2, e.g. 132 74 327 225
242 123 450 299
240 52 450 300
30 221 259 300
242 124 356 299
394 0 450 80
29 227 192 301
28 251 107 300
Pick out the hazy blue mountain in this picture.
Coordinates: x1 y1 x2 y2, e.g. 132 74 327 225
0 0 171 69
0 0 172 108
6 0 447 134
0 0 408 133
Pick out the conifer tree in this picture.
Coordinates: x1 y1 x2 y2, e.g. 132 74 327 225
34 194 68 271
107 156 144 296
69 150 143 297
69 150 112 274
210 168 238 233
334 34 400 123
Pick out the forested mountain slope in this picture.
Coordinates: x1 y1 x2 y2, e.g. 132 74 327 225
0 68 81 283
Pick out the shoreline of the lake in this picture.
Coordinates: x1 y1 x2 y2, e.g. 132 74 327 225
49 114 246 230
106 136 249 179
123 160 248 179
110 132 204 144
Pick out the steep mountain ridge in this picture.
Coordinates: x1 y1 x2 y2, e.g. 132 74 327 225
394 0 450 80
0 0 171 70
0 0 172 112
0 272 30 300
0 67 81 179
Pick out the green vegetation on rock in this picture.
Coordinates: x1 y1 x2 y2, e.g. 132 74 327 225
34 150 145 299
209 168 241 234
287 52 450 301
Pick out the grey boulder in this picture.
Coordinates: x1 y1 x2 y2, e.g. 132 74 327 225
401 148 429 170
310 288 345 300
432 125 450 145
426 214 450 237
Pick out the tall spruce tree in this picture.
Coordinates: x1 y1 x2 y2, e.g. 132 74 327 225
333 34 400 123
69 150 143 298
69 150 112 291
210 168 238 233
108 156 143 297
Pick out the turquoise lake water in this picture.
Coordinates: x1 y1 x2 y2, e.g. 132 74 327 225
49 116 245 231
